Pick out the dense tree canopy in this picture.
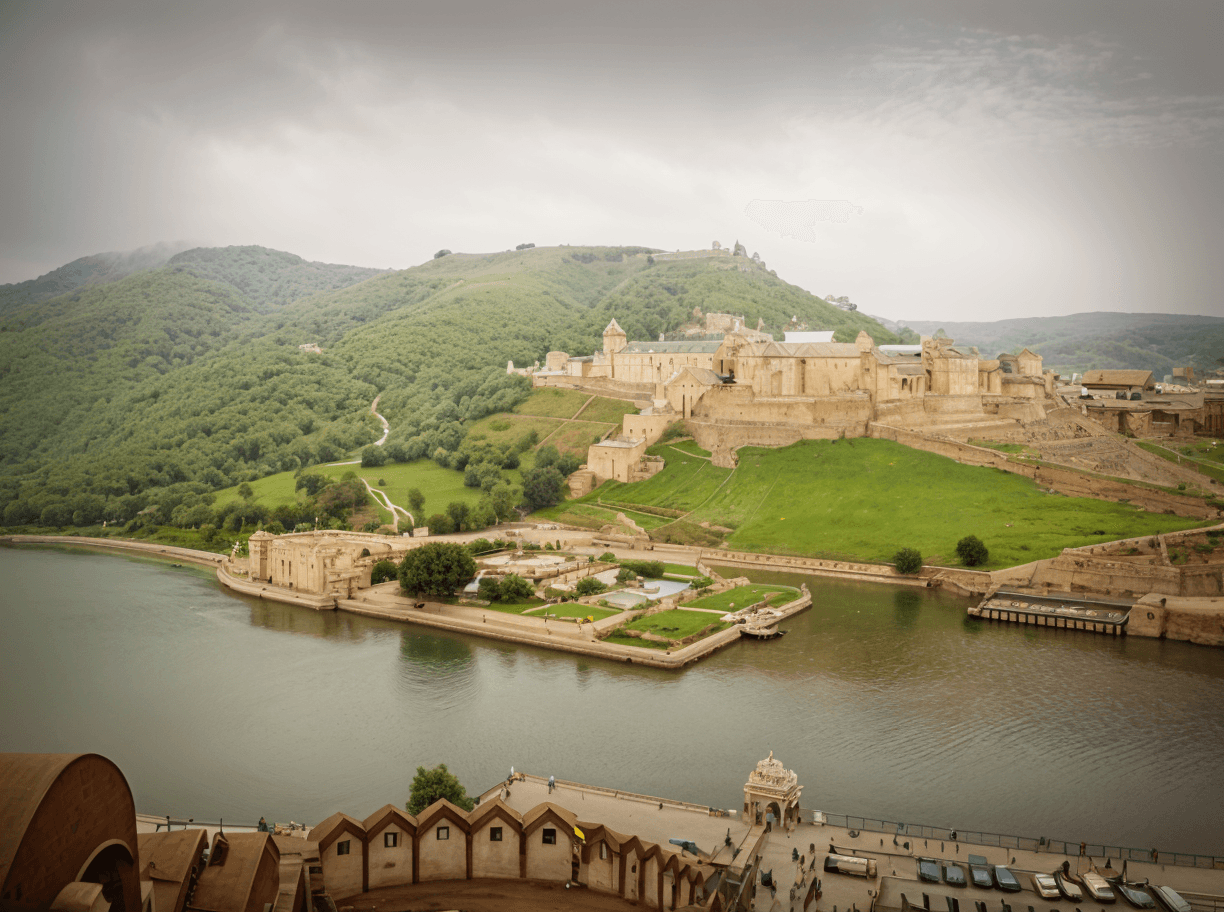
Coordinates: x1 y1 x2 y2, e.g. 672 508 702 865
398 542 477 597
406 763 474 815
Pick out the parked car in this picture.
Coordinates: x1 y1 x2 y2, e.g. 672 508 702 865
1032 873 1061 900
1150 885 1192 912
824 854 878 878
1113 882 1156 909
944 862 967 887
918 857 942 884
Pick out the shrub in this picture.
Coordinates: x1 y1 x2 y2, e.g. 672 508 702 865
616 567 637 583
955 535 989 567
893 548 923 574
691 576 714 590
620 559 664 578
598 552 617 562
575 577 608 597
500 573 535 601
477 576 502 601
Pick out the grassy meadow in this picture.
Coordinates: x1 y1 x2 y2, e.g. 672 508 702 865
543 438 1209 569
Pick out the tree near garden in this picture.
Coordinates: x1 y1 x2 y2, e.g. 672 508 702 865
499 573 535 601
521 466 566 512
956 535 989 566
575 576 607 597
398 543 477 597
893 547 923 574
406 763 474 815
408 488 426 516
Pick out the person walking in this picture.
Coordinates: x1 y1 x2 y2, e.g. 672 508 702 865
548 775 556 793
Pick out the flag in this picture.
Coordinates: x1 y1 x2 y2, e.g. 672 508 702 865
574 825 585 840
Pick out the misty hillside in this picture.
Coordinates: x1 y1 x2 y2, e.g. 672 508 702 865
900 313 1224 376
0 241 192 314
0 243 897 525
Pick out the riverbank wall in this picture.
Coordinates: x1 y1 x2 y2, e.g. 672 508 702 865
0 534 226 569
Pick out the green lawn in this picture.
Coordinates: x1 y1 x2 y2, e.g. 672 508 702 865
685 584 796 613
212 458 485 521
660 561 699 576
546 419 616 455
466 413 563 451
546 438 1209 569
577 396 638 424
602 633 672 650
621 609 729 640
481 598 547 615
513 388 593 419
527 604 620 621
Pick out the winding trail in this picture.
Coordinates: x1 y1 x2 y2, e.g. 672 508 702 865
361 478 413 527
370 394 390 446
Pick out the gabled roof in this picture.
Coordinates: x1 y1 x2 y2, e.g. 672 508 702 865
1083 369 1154 387
416 798 473 833
604 318 625 335
1017 348 1041 359
309 812 366 852
138 829 208 883
191 833 279 912
522 801 577 835
361 804 417 838
669 366 723 386
468 797 523 831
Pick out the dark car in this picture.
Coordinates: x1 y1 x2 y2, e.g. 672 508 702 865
918 857 942 884
966 856 993 889
1115 882 1156 909
992 866 1022 893
944 862 967 887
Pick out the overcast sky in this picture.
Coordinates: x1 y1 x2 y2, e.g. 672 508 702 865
1 1 1221 321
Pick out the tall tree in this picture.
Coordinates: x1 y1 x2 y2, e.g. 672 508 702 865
398 542 477 597
406 763 474 815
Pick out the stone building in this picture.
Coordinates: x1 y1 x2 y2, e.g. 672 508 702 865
545 321 1053 481
742 752 803 829
247 531 414 599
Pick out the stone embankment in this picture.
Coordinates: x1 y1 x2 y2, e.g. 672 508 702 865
1 534 226 569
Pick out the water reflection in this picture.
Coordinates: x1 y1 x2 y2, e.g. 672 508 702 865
893 589 922 629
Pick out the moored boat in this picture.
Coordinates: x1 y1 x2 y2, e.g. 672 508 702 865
1055 869 1084 902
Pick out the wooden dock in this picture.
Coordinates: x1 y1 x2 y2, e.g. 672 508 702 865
969 589 1133 635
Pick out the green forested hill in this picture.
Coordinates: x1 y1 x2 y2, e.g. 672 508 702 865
899 313 1224 376
166 245 389 308
0 244 898 528
0 241 191 314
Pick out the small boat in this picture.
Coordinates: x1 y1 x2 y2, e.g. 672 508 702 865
992 866 1022 893
1031 873 1060 900
742 624 787 639
1054 870 1084 902
918 857 942 884
943 862 967 887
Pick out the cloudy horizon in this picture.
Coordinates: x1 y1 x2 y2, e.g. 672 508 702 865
1 0 1221 321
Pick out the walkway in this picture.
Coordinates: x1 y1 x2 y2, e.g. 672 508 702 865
360 478 413 526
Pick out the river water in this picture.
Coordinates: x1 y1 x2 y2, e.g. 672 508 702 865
2 546 1221 854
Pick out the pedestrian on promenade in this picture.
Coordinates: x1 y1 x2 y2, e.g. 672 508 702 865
549 775 555 793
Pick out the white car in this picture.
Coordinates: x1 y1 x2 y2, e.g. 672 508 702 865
1032 874 1060 900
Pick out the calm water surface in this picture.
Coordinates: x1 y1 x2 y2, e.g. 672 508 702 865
1 546 1221 854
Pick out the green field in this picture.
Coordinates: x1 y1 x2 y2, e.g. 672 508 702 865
547 438 1208 569
527 604 620 621
213 458 484 520
481 598 547 615
513 388 594 418
686 584 796 613
621 609 729 639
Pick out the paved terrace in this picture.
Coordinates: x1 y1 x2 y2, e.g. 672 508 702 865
486 775 1224 912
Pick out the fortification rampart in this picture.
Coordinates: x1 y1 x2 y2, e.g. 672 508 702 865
533 374 653 401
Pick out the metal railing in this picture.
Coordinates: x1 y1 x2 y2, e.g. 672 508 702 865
809 810 1223 870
